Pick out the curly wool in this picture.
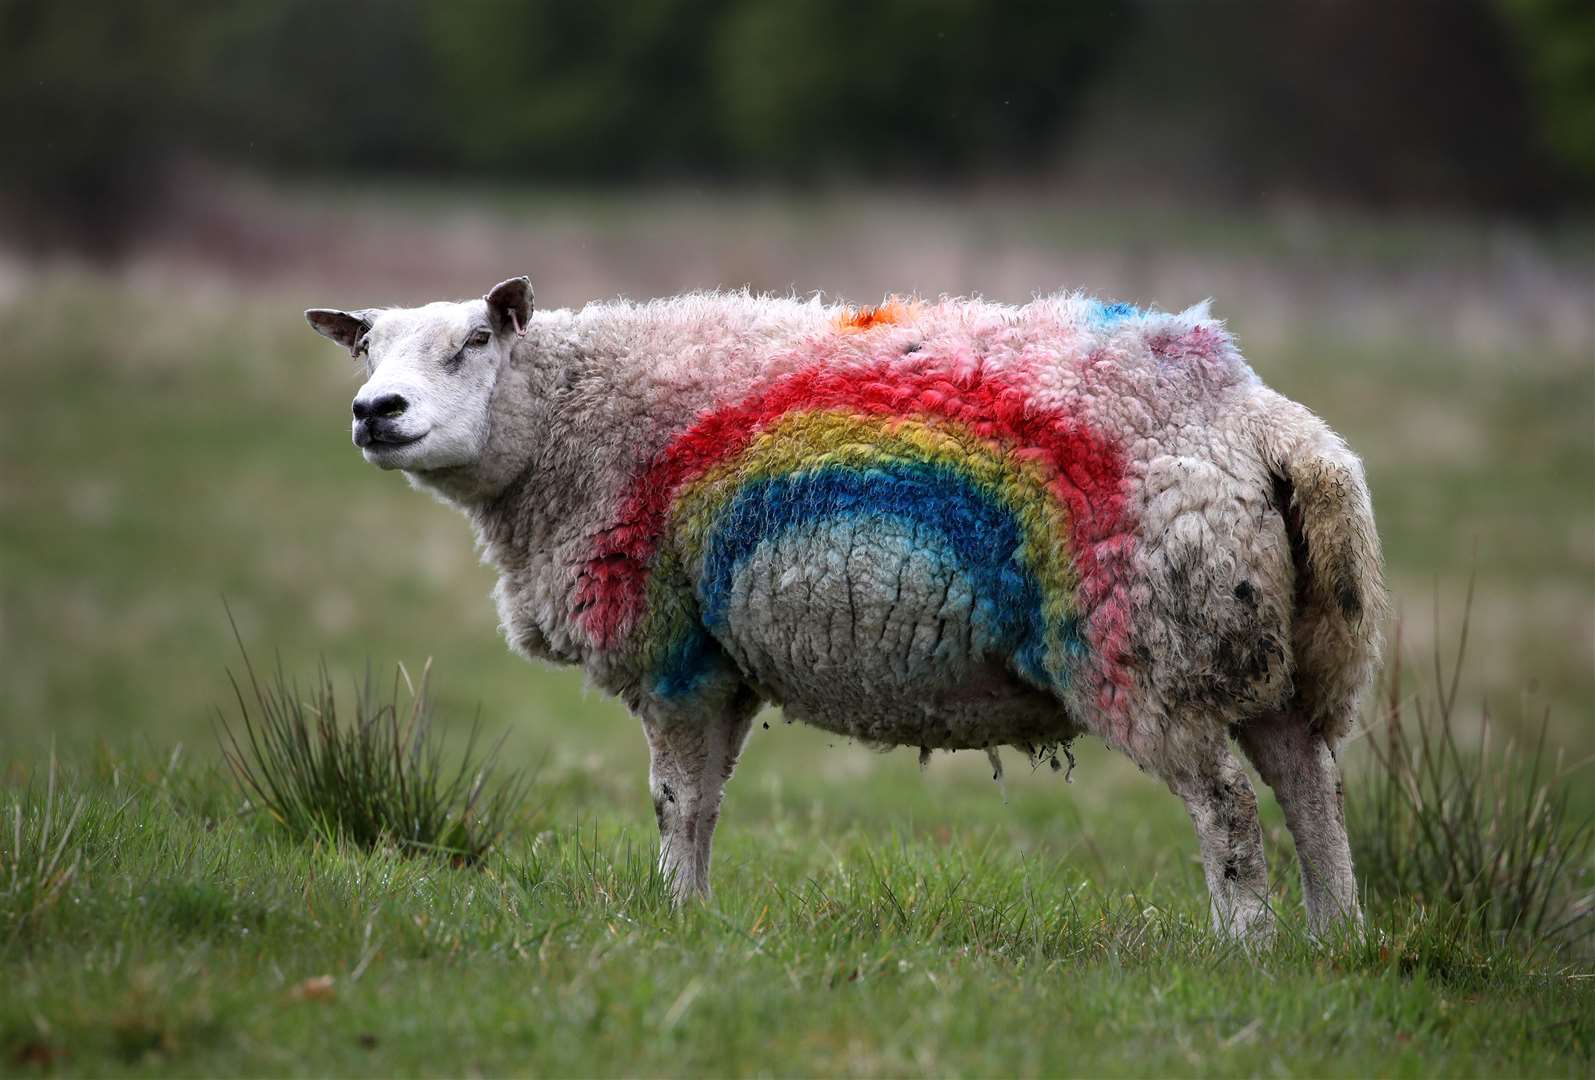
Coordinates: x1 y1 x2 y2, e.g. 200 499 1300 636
446 291 1384 748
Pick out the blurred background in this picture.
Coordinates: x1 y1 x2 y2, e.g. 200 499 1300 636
2 0 1591 827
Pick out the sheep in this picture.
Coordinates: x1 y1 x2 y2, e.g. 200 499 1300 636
305 277 1386 942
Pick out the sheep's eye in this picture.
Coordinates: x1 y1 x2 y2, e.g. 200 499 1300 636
468 329 491 348
354 334 370 357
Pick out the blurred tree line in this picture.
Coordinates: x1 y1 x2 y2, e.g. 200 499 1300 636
1 0 1589 247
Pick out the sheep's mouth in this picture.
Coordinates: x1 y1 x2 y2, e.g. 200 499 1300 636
353 421 427 452
362 430 425 449
357 428 430 468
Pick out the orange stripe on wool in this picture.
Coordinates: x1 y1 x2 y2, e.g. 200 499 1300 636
834 298 917 333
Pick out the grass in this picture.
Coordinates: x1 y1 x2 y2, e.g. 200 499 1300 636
1351 607 1594 958
2 750 91 945
219 632 527 865
0 192 1591 1073
0 752 1590 1077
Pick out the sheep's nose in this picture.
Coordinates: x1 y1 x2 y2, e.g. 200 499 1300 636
352 393 408 421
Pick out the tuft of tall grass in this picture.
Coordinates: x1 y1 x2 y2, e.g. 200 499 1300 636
1 747 88 939
217 630 529 866
1349 594 1594 958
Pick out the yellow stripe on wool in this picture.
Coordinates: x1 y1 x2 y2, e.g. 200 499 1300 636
663 409 1083 674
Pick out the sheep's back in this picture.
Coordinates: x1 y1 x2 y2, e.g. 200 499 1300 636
573 294 1281 746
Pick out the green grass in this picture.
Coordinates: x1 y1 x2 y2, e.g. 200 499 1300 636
2 756 1590 1077
218 641 527 865
1 205 1592 1074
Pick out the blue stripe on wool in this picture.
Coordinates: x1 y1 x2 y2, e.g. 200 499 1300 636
1090 299 1140 326
653 624 722 698
648 461 1077 699
699 462 1034 638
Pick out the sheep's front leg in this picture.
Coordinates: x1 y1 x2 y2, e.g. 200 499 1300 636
640 694 757 903
1168 746 1275 944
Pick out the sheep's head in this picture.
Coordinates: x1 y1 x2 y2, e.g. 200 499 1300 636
305 276 532 473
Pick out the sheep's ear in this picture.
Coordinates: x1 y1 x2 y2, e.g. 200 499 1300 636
485 276 533 336
305 308 371 356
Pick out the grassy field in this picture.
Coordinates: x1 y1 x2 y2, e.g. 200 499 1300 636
2 756 1588 1077
1 189 1592 1074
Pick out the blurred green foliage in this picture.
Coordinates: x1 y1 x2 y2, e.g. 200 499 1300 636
426 0 1120 176
0 0 1123 225
706 0 1117 174
1499 0 1595 183
0 0 1590 246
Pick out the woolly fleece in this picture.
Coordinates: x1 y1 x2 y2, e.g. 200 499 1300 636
307 285 1387 942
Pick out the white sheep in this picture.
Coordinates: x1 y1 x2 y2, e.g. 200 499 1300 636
306 277 1385 942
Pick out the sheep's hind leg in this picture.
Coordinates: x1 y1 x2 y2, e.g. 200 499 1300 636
1235 712 1362 938
639 687 759 904
1165 741 1275 944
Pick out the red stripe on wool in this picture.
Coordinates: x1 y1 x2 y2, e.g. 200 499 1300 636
575 355 1135 700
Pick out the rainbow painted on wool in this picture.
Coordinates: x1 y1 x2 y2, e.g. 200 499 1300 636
577 314 1136 702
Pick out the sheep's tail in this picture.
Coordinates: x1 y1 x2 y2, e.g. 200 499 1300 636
1255 391 1389 744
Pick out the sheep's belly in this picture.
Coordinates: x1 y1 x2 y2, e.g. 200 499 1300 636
708 518 1072 749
